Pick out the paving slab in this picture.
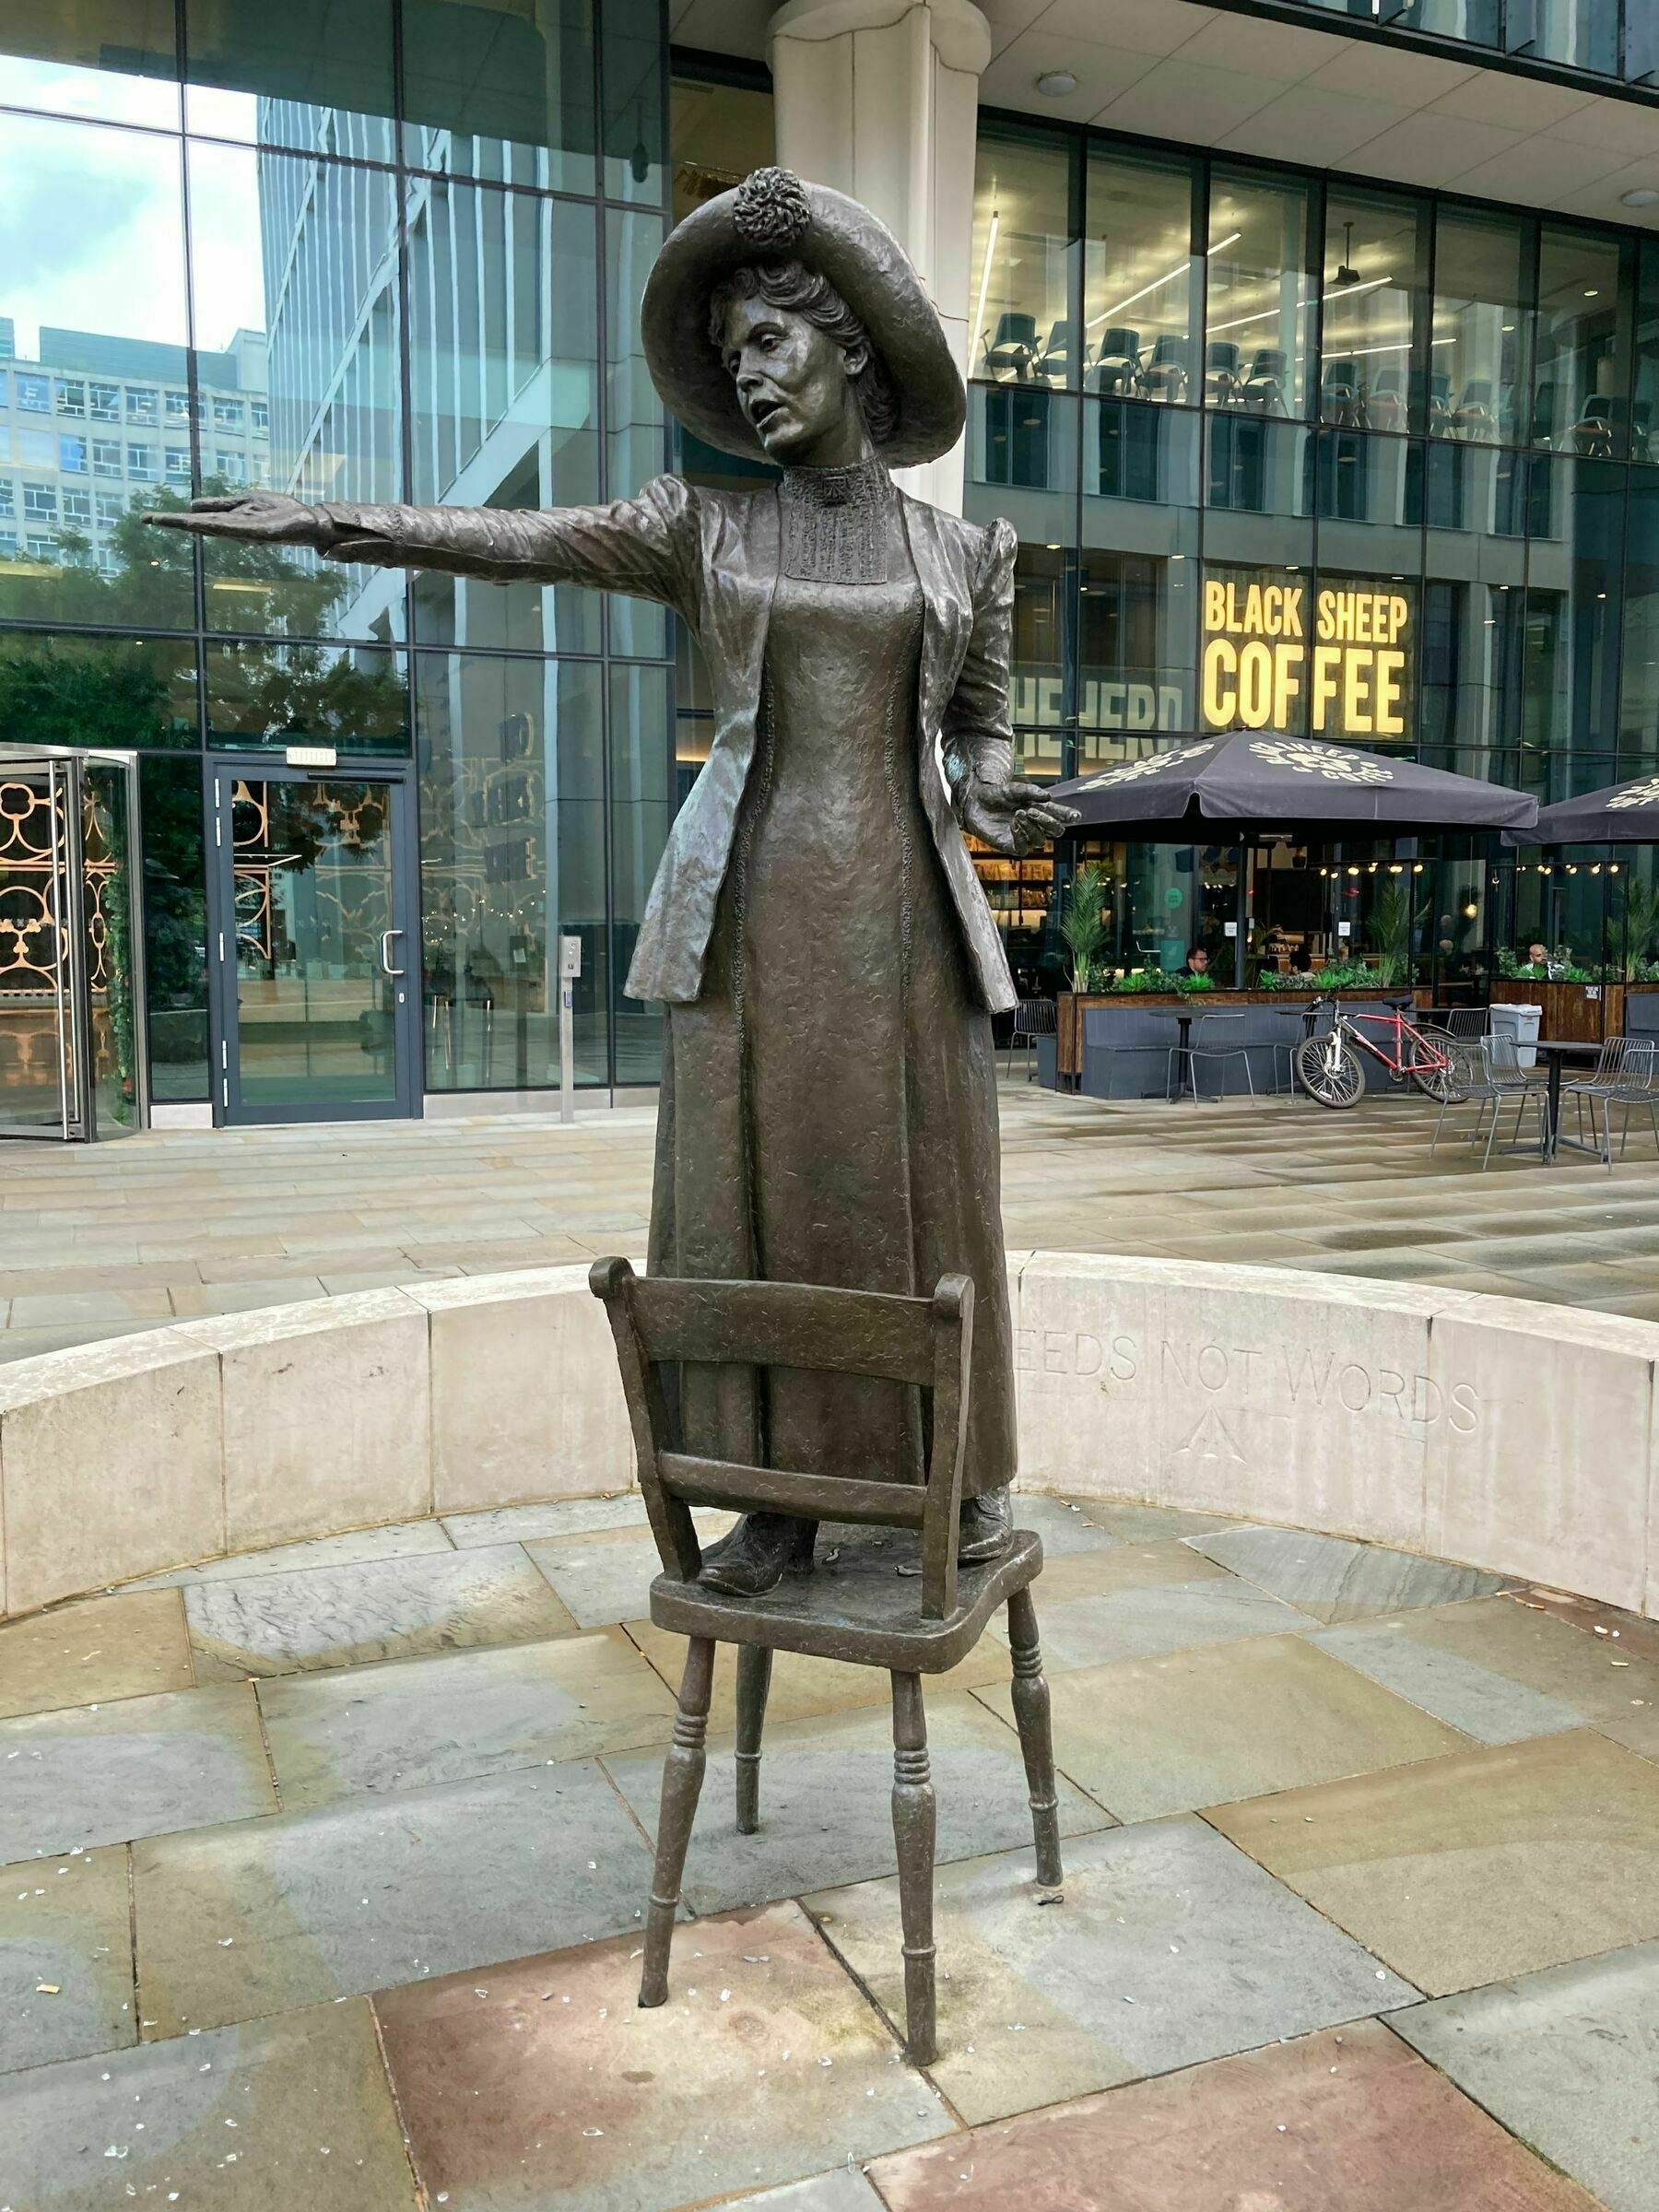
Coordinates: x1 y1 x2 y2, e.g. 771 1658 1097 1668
134 1759 656 2034
126 1518 456 1588
1209 1728 1659 1996
865 2018 1601 2211
1362 1594 1659 1721
1073 1500 1241 1544
1029 1541 1230 1603
605 1692 1111 1915
0 1996 418 2209
1189 1524 1512 1621
185 1543 577 1680
258 1629 679 1807
0 1683 276 1864
808 1819 1417 2127
1311 1619 1588 1745
526 1530 699 1628
1014 1573 1319 1673
1394 1939 1659 2212
625 1618 1010 1730
723 2174 887 2211
982 1634 1469 1823
372 1900 952 2212
1004 1493 1119 1554
1512 1587 1659 1665
0 1588 193 1719
441 1494 648 1547
0 1844 134 2075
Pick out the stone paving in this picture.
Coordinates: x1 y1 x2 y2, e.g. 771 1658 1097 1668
6 1075 1659 1363
3 1490 1656 2209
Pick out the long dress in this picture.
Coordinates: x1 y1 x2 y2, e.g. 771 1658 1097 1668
647 484 1017 1500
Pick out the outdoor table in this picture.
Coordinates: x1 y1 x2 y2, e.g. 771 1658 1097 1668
1532 1038 1604 1162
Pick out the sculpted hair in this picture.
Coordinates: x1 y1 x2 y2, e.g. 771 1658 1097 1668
708 259 900 443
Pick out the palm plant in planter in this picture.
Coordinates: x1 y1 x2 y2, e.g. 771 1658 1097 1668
1059 862 1108 993
1616 874 1659 982
1367 877 1425 987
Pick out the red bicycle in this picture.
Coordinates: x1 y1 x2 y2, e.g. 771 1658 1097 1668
1293 994 1458 1110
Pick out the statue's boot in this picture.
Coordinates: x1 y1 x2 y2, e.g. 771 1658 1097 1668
958 1483 1014 1564
698 1512 817 1595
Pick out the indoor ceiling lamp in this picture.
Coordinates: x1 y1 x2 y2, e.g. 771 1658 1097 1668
1035 69 1077 95
1331 223 1363 288
1088 230 1241 330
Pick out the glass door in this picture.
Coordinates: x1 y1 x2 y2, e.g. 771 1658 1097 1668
212 768 418 1123
0 749 147 1141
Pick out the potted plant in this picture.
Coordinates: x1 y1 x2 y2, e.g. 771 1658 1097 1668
1058 863 1107 994
1367 877 1425 988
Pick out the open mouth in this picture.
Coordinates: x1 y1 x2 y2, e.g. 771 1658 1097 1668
747 395 785 433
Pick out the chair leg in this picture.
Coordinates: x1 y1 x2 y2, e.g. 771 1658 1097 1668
639 1635 714 2009
889 1672 937 2067
1006 1585 1064 1889
734 1643 771 1836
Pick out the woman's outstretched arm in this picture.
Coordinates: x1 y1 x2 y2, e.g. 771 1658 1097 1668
144 476 703 626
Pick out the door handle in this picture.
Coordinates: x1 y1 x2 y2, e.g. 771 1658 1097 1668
381 928 406 978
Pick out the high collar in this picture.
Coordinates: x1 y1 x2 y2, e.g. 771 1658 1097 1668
779 454 893 510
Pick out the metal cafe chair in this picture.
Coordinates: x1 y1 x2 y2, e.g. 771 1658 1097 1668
1171 1009 1257 1103
1431 1036 1547 1168
1562 1037 1655 1170
1006 995 1056 1080
587 1259 1061 2068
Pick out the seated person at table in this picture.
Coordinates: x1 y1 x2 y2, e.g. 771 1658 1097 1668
1185 947 1210 980
1523 941 1563 978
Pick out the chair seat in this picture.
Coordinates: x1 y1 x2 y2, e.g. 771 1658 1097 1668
649 1524 1044 1672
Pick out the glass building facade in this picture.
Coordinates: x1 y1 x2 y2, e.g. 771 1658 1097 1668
0 0 672 1120
1279 1 1659 91
966 110 1659 994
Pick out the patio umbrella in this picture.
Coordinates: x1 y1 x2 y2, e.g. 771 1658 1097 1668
1048 732 1538 838
1518 770 1659 843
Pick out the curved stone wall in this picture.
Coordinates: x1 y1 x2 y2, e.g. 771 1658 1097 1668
1 1257 1653 1621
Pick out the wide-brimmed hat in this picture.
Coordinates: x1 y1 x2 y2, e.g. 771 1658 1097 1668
642 167 966 469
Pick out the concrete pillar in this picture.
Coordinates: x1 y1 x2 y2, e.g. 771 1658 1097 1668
768 0 990 514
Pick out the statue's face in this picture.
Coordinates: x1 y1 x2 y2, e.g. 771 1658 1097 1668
718 294 864 462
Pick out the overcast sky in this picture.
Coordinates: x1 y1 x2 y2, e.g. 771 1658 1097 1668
0 70 267 362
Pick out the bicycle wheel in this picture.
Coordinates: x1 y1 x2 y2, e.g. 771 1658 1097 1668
1409 1050 1467 1103
1295 1030 1365 1108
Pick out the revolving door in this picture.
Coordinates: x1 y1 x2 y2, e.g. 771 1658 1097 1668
0 749 147 1141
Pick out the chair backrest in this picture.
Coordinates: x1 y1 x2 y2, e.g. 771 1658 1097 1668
1206 341 1240 372
1012 997 1057 1039
1190 1011 1248 1044
589 1260 974 1621
1447 1036 1493 1097
993 312 1038 349
1485 1032 1532 1088
1099 325 1139 359
1248 347 1286 377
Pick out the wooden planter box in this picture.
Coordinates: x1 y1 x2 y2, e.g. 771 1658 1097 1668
1054 986 1405 1079
1489 977 1623 1044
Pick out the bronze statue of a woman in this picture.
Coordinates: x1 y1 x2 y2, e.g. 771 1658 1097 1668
148 167 1074 1595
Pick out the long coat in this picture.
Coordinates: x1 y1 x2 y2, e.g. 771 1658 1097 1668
323 475 1021 1014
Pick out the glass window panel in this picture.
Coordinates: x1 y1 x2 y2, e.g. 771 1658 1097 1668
1306 571 1418 746
1206 170 1312 419
1199 562 1314 735
0 112 194 627
407 183 600 655
1083 145 1195 406
1535 225 1627 455
606 208 666 659
1315 429 1423 572
1077 547 1196 760
0 629 196 747
182 0 395 161
603 0 664 205
1419 580 1524 766
609 662 671 1086
1321 187 1428 434
204 640 410 751
1391 0 1500 41
964 387 1078 547
1622 466 1659 765
140 753 210 1100
1430 206 1530 446
1524 456 1624 757
971 129 1075 387
1632 241 1659 467
1087 398 1199 512
670 76 774 228
417 652 608 1091
1523 0 1618 74
1008 547 1070 734
188 140 403 640
0 2 179 129
402 0 595 194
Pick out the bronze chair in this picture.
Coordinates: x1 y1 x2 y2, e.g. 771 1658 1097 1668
589 1257 1061 2065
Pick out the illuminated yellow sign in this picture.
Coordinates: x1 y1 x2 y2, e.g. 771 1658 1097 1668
1201 582 1412 738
